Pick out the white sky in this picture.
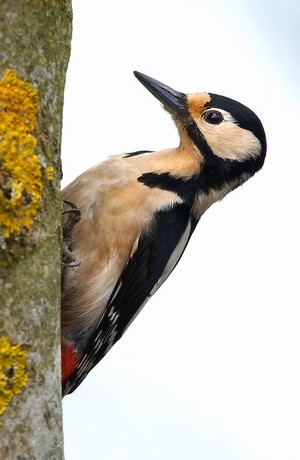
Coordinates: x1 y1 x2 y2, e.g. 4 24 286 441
62 1 300 459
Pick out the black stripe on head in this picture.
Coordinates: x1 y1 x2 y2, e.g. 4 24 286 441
185 117 265 191
139 115 264 199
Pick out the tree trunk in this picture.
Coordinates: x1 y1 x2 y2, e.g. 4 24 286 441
0 2 72 458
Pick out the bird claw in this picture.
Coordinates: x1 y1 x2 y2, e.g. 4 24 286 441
62 200 81 267
62 200 81 217
63 249 81 267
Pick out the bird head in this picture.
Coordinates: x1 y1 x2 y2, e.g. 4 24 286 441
133 71 266 192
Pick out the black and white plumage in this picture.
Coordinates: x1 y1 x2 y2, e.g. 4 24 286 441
61 71 266 396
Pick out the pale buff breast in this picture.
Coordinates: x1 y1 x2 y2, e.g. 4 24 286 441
62 153 184 334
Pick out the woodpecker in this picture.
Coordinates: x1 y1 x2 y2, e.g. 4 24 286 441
61 71 266 396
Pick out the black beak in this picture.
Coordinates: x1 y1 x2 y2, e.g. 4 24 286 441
133 71 188 118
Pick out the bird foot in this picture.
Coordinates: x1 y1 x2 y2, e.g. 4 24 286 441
62 200 81 267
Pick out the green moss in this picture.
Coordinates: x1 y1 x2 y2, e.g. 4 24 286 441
0 337 28 425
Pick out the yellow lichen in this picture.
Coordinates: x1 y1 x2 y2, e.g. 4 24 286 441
0 69 42 238
0 337 28 424
44 165 54 181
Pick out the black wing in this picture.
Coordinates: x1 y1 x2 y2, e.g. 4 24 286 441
63 203 196 395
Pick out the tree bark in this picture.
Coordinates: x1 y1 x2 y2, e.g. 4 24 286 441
0 2 72 458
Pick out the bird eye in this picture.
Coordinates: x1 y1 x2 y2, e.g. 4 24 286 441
203 110 223 125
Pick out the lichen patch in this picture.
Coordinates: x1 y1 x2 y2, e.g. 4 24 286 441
0 69 42 238
0 337 28 425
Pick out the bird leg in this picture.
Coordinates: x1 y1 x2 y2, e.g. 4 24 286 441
62 199 81 267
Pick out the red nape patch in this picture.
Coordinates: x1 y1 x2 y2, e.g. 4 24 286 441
61 342 79 383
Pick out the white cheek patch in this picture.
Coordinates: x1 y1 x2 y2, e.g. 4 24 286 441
197 110 262 162
210 125 261 161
